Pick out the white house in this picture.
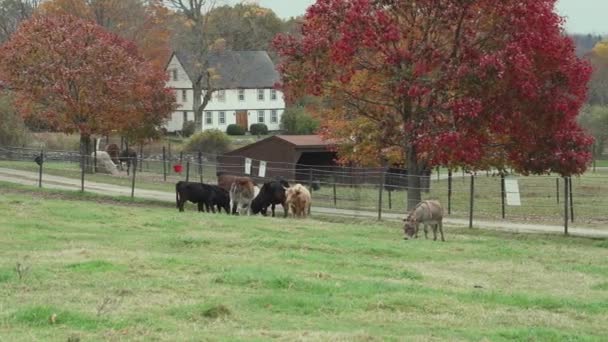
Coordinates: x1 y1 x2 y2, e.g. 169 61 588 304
165 50 286 133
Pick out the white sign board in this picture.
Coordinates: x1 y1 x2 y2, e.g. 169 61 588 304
244 158 252 175
505 178 521 206
258 161 267 178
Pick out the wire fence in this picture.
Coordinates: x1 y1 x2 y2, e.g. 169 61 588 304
1 145 607 231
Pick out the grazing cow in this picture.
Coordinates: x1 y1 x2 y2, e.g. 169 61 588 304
403 200 444 241
176 181 230 213
119 149 137 175
251 179 290 217
284 184 312 218
229 178 256 215
105 144 120 165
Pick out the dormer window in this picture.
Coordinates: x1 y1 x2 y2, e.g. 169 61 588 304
217 90 226 102
172 69 178 81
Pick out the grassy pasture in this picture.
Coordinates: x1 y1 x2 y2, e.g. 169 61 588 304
0 185 607 341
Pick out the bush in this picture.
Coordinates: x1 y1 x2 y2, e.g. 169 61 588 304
182 121 196 138
0 93 29 146
249 123 268 136
183 129 231 155
280 106 319 135
226 124 246 136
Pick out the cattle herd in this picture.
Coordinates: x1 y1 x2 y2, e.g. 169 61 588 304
175 172 312 219
176 172 445 241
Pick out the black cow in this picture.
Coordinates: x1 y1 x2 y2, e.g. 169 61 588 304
176 181 230 213
251 179 290 217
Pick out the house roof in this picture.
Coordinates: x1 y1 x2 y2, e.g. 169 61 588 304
172 50 280 89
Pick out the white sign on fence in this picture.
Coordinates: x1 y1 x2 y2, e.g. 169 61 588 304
258 161 267 177
244 158 252 175
505 178 521 206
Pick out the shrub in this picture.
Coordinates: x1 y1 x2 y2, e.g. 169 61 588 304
0 93 29 146
226 124 246 136
249 123 268 136
280 106 319 135
183 129 231 155
182 121 196 138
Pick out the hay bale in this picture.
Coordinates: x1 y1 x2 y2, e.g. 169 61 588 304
92 151 119 175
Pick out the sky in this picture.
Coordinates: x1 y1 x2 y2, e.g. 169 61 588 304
236 0 608 34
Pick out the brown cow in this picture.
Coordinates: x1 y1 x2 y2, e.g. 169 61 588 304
285 184 312 218
403 200 445 241
229 178 256 215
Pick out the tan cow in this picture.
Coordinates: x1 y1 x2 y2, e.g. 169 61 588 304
229 178 256 215
284 184 312 218
403 200 444 241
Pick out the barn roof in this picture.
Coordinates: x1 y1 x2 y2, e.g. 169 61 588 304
224 135 333 156
171 50 280 89
275 135 332 148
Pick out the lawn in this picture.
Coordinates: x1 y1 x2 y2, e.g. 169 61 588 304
0 185 607 341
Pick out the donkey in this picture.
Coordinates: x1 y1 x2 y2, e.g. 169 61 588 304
403 200 444 241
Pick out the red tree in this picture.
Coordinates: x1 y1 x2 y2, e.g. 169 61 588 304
274 0 593 209
0 15 175 161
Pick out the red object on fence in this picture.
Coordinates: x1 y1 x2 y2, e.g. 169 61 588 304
173 164 183 173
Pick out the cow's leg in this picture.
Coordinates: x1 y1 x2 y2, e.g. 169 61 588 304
414 223 419 238
271 204 276 217
439 221 445 242
178 199 185 212
197 202 204 212
432 224 438 241
423 224 429 239
231 202 238 215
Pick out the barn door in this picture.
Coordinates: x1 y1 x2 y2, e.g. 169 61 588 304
236 111 248 131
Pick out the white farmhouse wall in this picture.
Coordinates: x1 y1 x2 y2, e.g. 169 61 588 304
166 88 286 132
165 53 286 133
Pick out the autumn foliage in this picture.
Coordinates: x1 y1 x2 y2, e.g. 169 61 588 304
0 15 176 144
274 0 593 182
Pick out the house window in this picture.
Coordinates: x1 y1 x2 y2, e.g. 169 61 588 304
217 90 226 102
238 89 245 101
270 110 278 123
183 111 188 123
181 90 187 102
172 69 178 81
205 111 213 125
257 110 265 123
257 89 265 101
270 89 277 101
219 111 226 124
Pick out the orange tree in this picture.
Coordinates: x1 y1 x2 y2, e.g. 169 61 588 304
0 15 176 165
274 0 593 209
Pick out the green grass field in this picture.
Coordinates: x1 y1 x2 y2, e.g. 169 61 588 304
1 185 607 341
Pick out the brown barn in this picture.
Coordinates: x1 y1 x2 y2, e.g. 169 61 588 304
216 134 430 191
217 135 340 183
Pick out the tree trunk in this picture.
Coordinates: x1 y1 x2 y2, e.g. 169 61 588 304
193 83 203 133
79 133 93 173
406 143 422 211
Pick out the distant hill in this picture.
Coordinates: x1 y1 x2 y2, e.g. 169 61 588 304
570 34 603 57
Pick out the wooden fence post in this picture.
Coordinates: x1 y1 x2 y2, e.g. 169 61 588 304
333 174 337 207
447 169 452 215
469 174 475 229
80 153 85 192
198 151 203 183
377 171 384 220
131 157 137 199
501 173 506 219
186 161 190 182
569 176 574 223
38 149 43 188
564 176 569 235
162 146 167 182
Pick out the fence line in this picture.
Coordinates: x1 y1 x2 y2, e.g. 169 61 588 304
1 145 607 233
